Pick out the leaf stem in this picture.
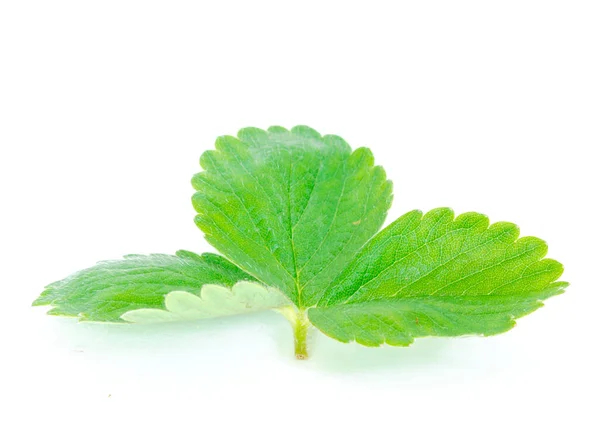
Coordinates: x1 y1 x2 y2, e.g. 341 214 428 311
278 306 311 359
293 310 310 359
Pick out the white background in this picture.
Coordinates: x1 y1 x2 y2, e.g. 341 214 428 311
1 1 599 427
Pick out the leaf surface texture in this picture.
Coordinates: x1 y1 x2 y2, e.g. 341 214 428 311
33 251 255 322
309 208 566 346
193 125 392 307
121 281 290 323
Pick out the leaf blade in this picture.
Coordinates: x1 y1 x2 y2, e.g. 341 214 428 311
121 281 291 323
33 251 256 322
310 208 567 346
193 125 393 307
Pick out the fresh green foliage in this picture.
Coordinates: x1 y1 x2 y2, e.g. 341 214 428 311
33 251 255 322
192 125 392 307
121 282 290 323
308 208 566 346
33 125 567 359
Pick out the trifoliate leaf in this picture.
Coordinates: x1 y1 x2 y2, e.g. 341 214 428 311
33 125 568 359
192 125 393 308
308 208 567 346
33 251 256 322
121 281 290 323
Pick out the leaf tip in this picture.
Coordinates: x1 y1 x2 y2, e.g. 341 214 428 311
31 295 49 307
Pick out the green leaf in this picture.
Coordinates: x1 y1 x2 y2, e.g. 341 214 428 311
308 208 567 346
121 281 290 323
33 251 256 322
33 125 568 359
192 125 393 308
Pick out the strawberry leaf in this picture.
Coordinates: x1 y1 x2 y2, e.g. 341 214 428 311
33 126 568 359
121 281 290 323
309 208 567 346
33 251 256 322
192 125 393 307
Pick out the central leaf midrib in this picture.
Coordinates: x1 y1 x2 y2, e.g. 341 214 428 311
287 155 301 306
294 159 349 308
